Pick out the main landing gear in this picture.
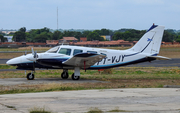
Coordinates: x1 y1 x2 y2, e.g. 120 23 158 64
61 68 80 80
71 73 80 80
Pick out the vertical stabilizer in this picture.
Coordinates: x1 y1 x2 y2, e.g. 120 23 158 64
130 24 165 55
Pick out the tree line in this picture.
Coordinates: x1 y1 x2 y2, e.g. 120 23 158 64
0 27 180 43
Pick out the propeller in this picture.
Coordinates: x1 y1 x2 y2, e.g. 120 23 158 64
31 48 38 72
24 48 39 76
30 48 38 61
24 50 27 56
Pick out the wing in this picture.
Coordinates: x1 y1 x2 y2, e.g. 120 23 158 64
147 55 171 60
63 53 106 68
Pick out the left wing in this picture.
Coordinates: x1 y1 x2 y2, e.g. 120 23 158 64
63 53 106 68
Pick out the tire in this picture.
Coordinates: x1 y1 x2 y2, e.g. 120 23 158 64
61 71 69 79
27 73 34 80
71 73 80 80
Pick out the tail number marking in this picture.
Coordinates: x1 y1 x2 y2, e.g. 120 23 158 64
97 55 125 65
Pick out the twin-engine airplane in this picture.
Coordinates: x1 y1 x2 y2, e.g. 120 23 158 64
6 24 170 80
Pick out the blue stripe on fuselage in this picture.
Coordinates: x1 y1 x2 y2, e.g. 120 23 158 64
89 57 156 69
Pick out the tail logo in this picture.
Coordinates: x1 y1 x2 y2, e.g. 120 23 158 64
147 38 152 42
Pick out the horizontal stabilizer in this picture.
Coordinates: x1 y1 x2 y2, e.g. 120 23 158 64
147 56 171 60
63 53 106 68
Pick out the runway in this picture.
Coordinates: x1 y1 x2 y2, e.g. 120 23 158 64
0 59 9 64
127 58 180 67
0 78 107 86
0 88 180 113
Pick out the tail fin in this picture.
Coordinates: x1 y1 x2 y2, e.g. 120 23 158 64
130 24 165 55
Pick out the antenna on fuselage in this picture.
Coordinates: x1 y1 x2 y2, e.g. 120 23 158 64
61 39 65 46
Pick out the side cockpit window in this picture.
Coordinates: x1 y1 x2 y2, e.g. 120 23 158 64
59 48 71 56
46 46 59 53
73 49 83 55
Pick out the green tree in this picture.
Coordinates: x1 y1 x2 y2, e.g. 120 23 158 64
0 34 7 42
26 27 52 42
176 35 180 43
52 30 62 40
74 32 82 40
87 31 104 41
100 28 110 35
13 27 26 42
82 31 91 37
162 30 173 42
40 27 50 33
34 32 51 42
93 30 101 35
112 32 124 40
63 31 75 37
19 27 26 32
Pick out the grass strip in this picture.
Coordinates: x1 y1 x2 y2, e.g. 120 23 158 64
0 67 180 94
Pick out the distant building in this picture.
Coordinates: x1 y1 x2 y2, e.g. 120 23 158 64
59 37 78 44
46 40 59 46
1 30 16 34
80 37 87 42
4 36 13 42
101 35 111 41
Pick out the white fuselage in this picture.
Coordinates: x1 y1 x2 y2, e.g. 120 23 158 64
7 45 152 70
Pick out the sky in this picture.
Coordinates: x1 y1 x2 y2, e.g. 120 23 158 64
1 0 180 30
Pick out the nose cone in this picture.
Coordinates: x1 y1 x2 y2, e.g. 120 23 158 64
6 57 21 66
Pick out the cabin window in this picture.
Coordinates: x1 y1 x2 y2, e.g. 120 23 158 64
73 49 83 55
46 46 59 53
59 48 71 56
87 51 97 54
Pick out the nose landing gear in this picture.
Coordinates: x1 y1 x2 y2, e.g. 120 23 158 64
27 72 34 80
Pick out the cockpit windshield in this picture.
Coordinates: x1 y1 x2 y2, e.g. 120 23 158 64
59 48 71 56
46 46 59 53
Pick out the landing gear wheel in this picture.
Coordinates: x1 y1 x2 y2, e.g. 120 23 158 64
27 73 34 80
71 73 80 80
61 71 69 79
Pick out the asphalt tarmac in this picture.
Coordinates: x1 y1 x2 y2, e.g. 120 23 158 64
0 59 9 64
127 58 180 67
0 88 180 113
0 78 107 86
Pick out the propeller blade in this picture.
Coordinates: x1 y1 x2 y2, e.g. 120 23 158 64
24 50 27 56
26 48 38 62
33 62 35 72
34 51 37 58
31 47 34 55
